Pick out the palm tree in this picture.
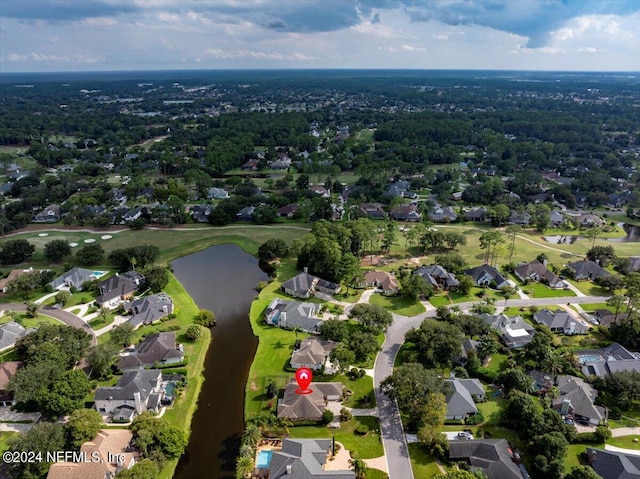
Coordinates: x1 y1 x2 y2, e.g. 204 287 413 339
350 456 368 479
500 285 517 308
477 337 499 361
239 443 254 458
292 326 302 345
242 423 262 449
235 455 254 479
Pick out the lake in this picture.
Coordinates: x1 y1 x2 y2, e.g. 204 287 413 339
172 244 268 479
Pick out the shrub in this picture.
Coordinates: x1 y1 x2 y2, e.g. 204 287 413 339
594 426 612 442
465 410 485 425
355 424 369 435
322 410 334 424
340 408 352 422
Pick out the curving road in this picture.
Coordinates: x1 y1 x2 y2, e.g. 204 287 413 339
0 303 97 346
373 294 610 479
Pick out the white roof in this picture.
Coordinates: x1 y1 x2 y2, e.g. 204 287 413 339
506 328 530 338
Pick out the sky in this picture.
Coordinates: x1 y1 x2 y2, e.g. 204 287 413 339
1 0 639 73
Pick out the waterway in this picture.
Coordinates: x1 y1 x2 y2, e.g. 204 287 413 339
172 244 268 479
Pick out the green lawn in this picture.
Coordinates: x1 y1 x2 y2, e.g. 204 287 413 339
339 375 375 408
429 287 512 308
567 279 609 297
368 294 425 317
565 444 591 471
518 281 576 299
88 314 115 330
477 386 504 426
608 435 640 450
485 353 509 374
0 431 17 456
288 416 383 459
0 313 63 329
408 443 443 478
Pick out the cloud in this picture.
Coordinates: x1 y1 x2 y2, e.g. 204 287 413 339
402 44 427 51
1 0 138 22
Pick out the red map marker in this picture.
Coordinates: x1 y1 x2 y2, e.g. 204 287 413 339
295 368 313 395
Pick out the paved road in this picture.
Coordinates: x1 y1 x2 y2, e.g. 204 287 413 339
373 294 611 479
0 303 97 346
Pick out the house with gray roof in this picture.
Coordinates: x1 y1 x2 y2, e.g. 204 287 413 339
481 314 535 349
567 260 610 281
358 203 386 220
49 267 95 291
553 375 607 425
277 381 344 422
95 272 143 309
291 337 338 371
428 205 458 223
414 264 459 290
207 187 229 200
94 369 163 419
444 377 485 420
465 265 509 289
117 332 184 372
586 448 640 479
390 204 421 221
267 439 355 478
448 439 523 479
264 299 322 334
33 204 61 223
123 293 173 329
464 207 488 222
190 204 213 223
533 308 589 335
577 343 640 378
514 259 567 289
0 322 32 352
281 272 340 299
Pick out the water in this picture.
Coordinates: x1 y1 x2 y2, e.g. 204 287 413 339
256 449 273 469
542 235 583 244
606 223 640 243
171 244 268 479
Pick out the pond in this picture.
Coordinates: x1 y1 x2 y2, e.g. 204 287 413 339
172 244 268 479
542 224 640 244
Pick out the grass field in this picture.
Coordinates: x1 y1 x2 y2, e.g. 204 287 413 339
0 431 16 456
608 435 640 450
408 443 443 478
518 281 576 299
369 294 425 317
0 313 63 329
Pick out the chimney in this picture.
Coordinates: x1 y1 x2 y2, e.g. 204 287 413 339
286 464 292 475
560 398 571 415
587 450 597 465
303 267 308 274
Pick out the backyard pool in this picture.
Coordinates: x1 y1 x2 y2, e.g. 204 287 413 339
92 271 107 278
164 381 176 399
256 450 273 469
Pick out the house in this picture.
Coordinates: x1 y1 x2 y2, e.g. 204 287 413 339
190 203 213 223
390 204 421 221
444 377 485 420
267 438 355 479
95 272 143 309
0 268 35 293
290 337 338 371
0 361 22 406
553 375 607 425
277 380 343 421
578 213 604 228
585 448 640 479
567 260 610 281
514 260 567 289
448 439 524 479
123 293 173 329
242 159 259 170
309 185 330 197
577 343 640 378
123 207 144 222
414 264 460 290
482 314 536 348
49 267 96 291
94 369 163 418
509 211 531 226
533 308 589 335
281 272 340 299
359 270 399 295
464 265 509 289
529 370 554 394
46 429 136 479
33 204 61 223
464 207 488 222
207 187 229 200
277 204 300 218
0 322 33 352
271 158 291 169
428 206 458 222
358 203 387 220
624 256 640 273
118 332 184 371
591 308 620 327
236 206 255 221
264 299 322 334
454 339 480 366
550 211 565 226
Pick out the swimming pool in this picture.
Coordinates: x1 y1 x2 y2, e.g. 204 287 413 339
579 354 601 363
256 450 273 469
92 271 106 278
164 381 176 398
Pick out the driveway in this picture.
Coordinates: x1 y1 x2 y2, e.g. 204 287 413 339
611 427 640 437
605 445 640 456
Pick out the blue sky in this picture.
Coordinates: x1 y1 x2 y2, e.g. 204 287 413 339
1 0 639 72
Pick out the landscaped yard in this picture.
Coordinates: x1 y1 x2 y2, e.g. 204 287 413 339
0 313 63 329
485 353 509 374
88 313 115 330
567 279 609 297
608 435 640 450
408 443 443 478
518 281 576 299
369 294 425 317
288 416 384 459
0 431 16 456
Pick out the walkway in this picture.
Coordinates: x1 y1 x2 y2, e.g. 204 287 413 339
605 445 640 456
611 427 640 437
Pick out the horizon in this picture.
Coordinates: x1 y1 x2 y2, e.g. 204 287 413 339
1 1 639 73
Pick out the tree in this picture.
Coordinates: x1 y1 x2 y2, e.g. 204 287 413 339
587 245 616 266
110 323 135 347
186 324 202 341
348 330 379 362
241 423 262 449
381 363 443 426
43 369 92 416
434 252 468 275
487 204 510 226
330 346 356 370
565 466 603 479
320 319 350 342
350 455 368 479
5 271 42 299
87 343 119 380
496 367 536 394
55 289 71 307
501 390 542 438
14 323 91 368
9 361 60 410
117 459 160 479
477 336 499 361
194 309 216 328
66 408 103 448
505 225 522 264
401 274 433 301
44 239 71 262
585 227 602 249
348 303 392 334
434 471 486 479
144 266 169 292
7 422 66 478
296 173 310 190
76 242 104 266
523 328 554 367
457 274 474 296
257 238 289 261
478 231 504 266
236 455 254 479
24 301 38 318
421 392 447 428
252 205 278 224
499 285 517 307
0 239 35 264
131 412 187 459
406 320 464 368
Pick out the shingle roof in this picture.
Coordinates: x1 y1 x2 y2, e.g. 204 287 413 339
291 337 337 367
465 265 508 287
0 322 29 351
533 308 588 334
49 267 95 290
117 332 183 370
94 369 161 402
449 439 523 479
123 293 173 328
265 299 323 333
567 260 610 279
95 274 140 304
586 448 640 479
277 381 343 421
444 378 482 418
269 439 355 478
